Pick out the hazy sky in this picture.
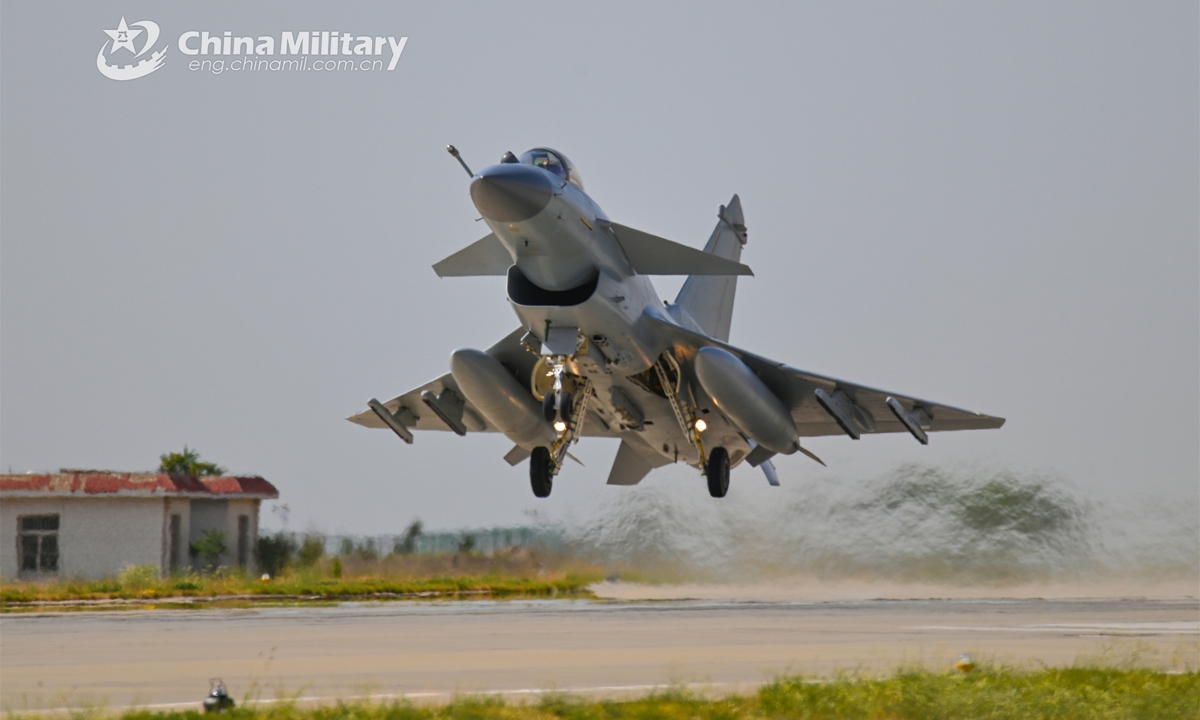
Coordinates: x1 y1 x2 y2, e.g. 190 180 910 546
3 3 1196 533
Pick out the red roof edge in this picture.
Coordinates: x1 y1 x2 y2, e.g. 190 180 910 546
0 473 279 498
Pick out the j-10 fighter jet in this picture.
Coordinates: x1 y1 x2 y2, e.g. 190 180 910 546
349 147 1004 498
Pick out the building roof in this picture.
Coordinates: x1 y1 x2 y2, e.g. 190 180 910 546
0 473 279 500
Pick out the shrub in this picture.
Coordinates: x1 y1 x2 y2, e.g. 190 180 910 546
192 529 227 573
297 535 325 567
257 531 297 577
159 446 226 476
118 564 159 591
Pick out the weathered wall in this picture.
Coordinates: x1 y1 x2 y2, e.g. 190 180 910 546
227 498 261 572
1 497 167 580
188 498 260 572
188 499 227 572
163 497 192 575
2 493 264 580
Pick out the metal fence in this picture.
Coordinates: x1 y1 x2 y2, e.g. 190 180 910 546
277 526 566 557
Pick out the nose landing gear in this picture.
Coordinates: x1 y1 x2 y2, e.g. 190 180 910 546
541 356 575 423
542 387 574 425
531 359 593 498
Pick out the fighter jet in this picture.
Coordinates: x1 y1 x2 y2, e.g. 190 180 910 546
349 147 1004 498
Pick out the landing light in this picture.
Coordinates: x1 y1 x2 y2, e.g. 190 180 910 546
694 419 707 432
554 420 567 433
955 653 975 674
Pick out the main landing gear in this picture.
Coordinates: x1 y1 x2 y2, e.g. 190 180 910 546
647 352 727 499
530 447 553 498
706 446 730 498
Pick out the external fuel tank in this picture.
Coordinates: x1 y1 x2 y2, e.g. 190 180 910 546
693 346 797 455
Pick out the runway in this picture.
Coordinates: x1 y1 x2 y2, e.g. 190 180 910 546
2 596 1197 711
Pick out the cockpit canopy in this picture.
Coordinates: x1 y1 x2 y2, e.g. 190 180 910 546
519 148 583 190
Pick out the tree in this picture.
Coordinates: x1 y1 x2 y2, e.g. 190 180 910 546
394 519 424 555
356 538 379 560
159 446 226 476
458 533 476 554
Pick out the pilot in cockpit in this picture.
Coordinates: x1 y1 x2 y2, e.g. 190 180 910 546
520 148 583 190
528 151 564 178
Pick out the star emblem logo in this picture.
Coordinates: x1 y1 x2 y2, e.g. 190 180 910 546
103 17 143 55
97 17 166 81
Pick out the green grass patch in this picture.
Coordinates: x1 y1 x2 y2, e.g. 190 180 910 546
0 549 604 610
23 666 1199 719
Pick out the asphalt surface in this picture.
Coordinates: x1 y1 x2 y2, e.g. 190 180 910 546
2 598 1197 711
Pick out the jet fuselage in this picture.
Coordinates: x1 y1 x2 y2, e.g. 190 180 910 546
471 158 666 376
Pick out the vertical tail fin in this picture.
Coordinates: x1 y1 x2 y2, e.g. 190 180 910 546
673 195 748 342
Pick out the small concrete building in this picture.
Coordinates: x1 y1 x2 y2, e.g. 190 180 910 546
0 472 279 581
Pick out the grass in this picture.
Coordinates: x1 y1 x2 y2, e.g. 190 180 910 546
0 549 604 610
27 666 1200 719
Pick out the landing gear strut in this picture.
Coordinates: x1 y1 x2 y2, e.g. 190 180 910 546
530 447 553 497
541 355 574 424
531 341 593 497
706 446 730 498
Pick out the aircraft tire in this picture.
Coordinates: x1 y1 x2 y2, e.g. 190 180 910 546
530 447 553 497
543 392 555 423
559 393 574 423
706 447 730 498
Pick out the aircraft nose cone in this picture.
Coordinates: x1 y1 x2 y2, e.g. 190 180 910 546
470 164 555 222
